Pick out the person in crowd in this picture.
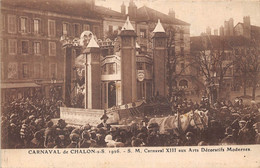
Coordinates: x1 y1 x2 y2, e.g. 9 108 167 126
67 133 79 148
220 127 236 145
237 120 251 144
44 121 56 148
184 132 196 146
78 131 91 148
253 122 260 144
2 96 260 148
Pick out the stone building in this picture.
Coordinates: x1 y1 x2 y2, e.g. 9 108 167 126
0 0 102 103
126 1 195 95
190 35 257 99
234 16 260 40
1 0 193 107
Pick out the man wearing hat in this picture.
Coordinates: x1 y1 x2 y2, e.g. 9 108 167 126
44 121 56 148
253 122 260 144
97 112 111 129
237 119 251 144
67 133 79 148
78 131 91 148
221 127 236 145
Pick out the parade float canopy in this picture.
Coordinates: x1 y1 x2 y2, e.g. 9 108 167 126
122 16 135 31
153 19 165 33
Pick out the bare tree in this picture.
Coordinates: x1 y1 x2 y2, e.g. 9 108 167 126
230 38 260 100
165 27 190 99
191 36 234 103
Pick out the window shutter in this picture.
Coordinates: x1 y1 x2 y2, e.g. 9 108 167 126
27 18 31 33
68 23 72 37
28 41 32 54
18 17 21 32
18 41 21 54
39 20 42 34
78 24 81 37
71 24 75 37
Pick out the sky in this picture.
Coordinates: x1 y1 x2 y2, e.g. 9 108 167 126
95 0 260 36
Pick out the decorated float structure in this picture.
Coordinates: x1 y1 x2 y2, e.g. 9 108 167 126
60 17 171 126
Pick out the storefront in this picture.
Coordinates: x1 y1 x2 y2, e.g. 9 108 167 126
1 82 43 103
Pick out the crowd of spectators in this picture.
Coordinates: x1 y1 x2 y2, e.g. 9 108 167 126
1 97 260 149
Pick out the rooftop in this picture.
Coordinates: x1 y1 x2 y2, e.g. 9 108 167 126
191 35 252 51
136 6 190 26
94 5 126 19
1 0 102 19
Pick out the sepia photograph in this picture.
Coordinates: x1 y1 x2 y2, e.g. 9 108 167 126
0 0 260 167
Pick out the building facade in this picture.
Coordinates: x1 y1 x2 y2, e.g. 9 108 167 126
0 0 102 103
1 0 193 107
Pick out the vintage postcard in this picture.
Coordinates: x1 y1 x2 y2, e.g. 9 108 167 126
1 0 260 167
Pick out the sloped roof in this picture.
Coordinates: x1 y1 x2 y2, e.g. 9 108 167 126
234 22 260 39
1 0 102 19
95 5 125 19
136 6 189 26
191 35 252 51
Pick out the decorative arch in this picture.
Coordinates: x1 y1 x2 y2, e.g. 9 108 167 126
179 79 188 89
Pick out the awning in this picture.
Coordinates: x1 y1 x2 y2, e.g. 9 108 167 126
1 83 41 89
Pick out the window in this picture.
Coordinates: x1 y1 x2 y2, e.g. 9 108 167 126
7 62 18 79
62 22 69 35
33 19 40 34
1 14 5 31
109 25 113 33
1 62 3 79
33 42 41 55
0 40 2 54
22 63 29 78
93 26 100 38
179 79 188 88
21 41 29 54
49 63 57 78
180 30 184 41
180 47 184 56
73 23 80 37
140 29 147 38
107 63 115 74
49 42 56 56
48 20 56 37
20 17 27 33
146 63 152 72
137 62 144 70
8 39 17 54
34 63 41 78
181 63 185 70
8 15 16 33
102 65 107 74
83 24 90 31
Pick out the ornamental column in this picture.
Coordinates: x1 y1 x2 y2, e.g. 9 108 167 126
119 16 137 104
152 19 167 97
83 36 101 109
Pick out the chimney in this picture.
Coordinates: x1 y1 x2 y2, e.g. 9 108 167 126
206 26 211 35
228 18 234 36
214 29 218 36
85 0 95 10
128 0 137 18
224 21 229 36
168 8 175 19
121 2 126 15
219 26 224 36
243 16 251 38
